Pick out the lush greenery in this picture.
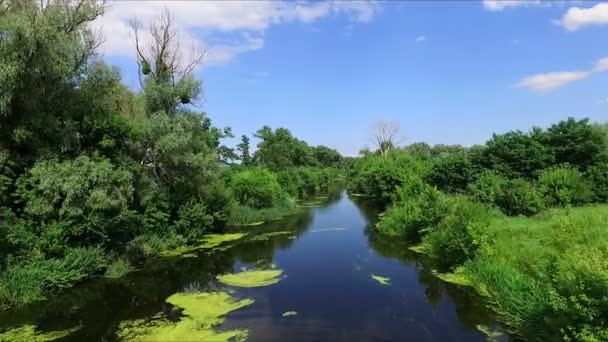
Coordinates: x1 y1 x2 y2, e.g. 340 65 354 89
0 1 342 309
352 117 608 340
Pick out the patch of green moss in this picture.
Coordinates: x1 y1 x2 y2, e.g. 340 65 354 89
217 269 283 288
116 291 253 342
161 233 247 257
476 324 503 341
432 267 471 287
0 324 80 341
282 311 298 317
309 228 346 233
371 274 391 285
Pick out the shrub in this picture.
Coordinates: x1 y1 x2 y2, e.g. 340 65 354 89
0 247 107 308
585 163 608 202
539 165 593 206
496 178 545 216
229 168 286 209
423 197 491 268
228 197 298 226
376 183 449 239
467 171 508 205
348 153 429 205
427 154 474 193
173 201 215 240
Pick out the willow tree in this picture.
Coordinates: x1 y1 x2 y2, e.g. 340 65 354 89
130 10 205 116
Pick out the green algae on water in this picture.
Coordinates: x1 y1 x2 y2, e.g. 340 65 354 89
248 231 294 241
161 233 247 257
117 291 253 342
217 269 283 288
371 274 391 285
0 324 80 341
282 311 298 317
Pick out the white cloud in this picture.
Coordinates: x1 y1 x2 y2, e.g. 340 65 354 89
560 3 608 31
517 71 591 92
517 55 608 92
93 0 381 65
594 57 608 72
415 35 426 43
482 0 542 11
599 97 608 105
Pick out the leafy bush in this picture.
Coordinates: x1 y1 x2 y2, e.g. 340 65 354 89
228 197 298 226
173 201 215 240
467 170 508 205
0 247 107 308
229 168 286 209
376 181 449 238
348 153 429 205
276 167 339 198
496 178 545 216
585 163 608 202
427 154 475 193
539 165 593 206
423 197 491 268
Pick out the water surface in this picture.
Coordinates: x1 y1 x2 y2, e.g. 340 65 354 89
0 192 506 341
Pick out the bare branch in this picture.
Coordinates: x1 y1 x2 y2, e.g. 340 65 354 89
370 120 405 157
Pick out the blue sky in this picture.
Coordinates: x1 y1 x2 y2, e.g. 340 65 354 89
98 1 608 156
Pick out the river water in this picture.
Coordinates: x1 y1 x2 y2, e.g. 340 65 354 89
0 192 507 341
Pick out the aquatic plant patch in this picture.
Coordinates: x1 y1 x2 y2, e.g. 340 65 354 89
371 274 391 285
160 233 247 257
0 324 81 341
116 291 253 342
217 269 283 288
282 311 298 317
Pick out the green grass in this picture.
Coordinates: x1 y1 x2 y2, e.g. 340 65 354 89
104 258 133 279
457 204 608 340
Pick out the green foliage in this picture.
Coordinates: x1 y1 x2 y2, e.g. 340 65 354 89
423 197 491 268
313 146 343 167
467 171 507 205
348 153 429 206
427 154 475 193
585 163 608 202
229 168 286 209
484 128 554 179
236 135 252 166
376 182 449 239
496 178 545 216
253 126 318 170
545 118 608 169
0 247 106 308
276 167 340 198
173 201 215 240
539 165 593 206
104 258 133 279
228 197 298 226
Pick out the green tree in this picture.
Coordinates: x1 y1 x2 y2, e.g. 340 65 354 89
545 118 607 169
253 126 316 170
237 135 252 166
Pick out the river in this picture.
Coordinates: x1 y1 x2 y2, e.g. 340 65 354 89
0 191 507 341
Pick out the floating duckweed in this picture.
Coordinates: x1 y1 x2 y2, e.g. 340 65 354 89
371 274 391 285
217 269 283 288
248 231 293 241
117 291 253 342
476 324 503 341
161 233 247 257
309 228 346 233
282 311 298 317
0 324 80 341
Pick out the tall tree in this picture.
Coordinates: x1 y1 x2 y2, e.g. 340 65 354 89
237 135 252 166
371 120 403 157
130 10 204 115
